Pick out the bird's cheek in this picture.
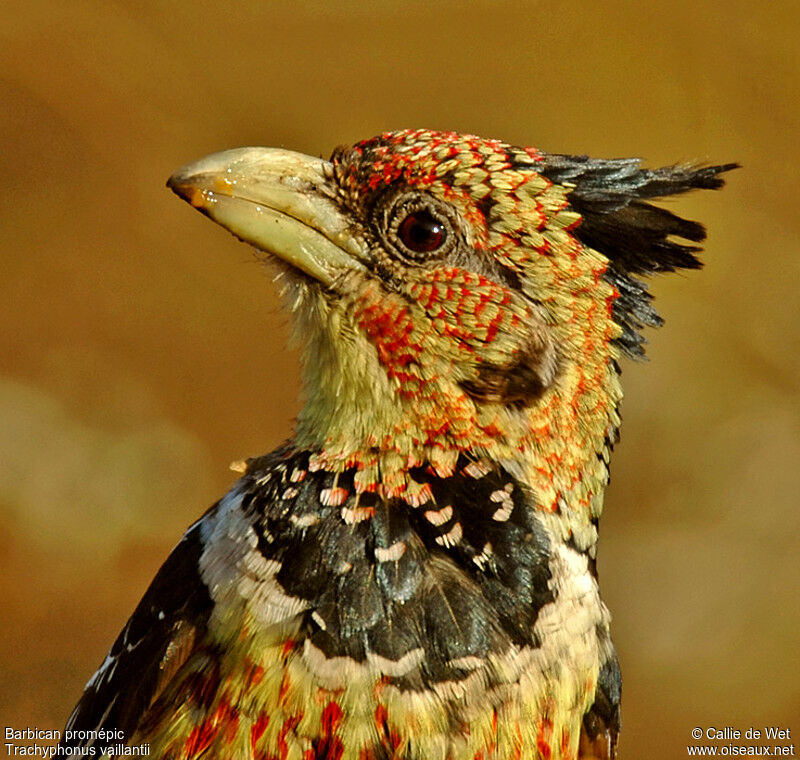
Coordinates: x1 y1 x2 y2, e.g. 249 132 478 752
459 326 558 407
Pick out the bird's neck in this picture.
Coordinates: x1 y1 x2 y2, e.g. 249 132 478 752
289 273 622 550
293 339 621 551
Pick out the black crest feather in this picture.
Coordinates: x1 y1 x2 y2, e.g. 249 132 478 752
538 154 738 357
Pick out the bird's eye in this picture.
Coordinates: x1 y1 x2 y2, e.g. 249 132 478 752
397 210 447 254
381 192 458 264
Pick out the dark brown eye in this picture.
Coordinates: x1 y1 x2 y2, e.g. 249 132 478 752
379 191 458 264
397 210 447 253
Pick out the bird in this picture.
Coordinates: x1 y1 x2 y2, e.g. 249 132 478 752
61 129 735 760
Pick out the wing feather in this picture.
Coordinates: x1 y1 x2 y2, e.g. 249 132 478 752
60 509 216 752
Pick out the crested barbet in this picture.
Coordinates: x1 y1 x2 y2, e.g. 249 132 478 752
62 129 735 760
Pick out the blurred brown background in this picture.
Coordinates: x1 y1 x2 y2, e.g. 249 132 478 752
1 0 798 754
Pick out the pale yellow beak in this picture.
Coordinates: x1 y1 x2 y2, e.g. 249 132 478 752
168 147 367 285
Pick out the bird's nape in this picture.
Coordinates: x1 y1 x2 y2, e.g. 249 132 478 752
537 153 739 356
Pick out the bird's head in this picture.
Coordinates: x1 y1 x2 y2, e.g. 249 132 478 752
169 129 734 510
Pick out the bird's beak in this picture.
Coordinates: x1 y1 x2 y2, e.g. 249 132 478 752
167 147 367 285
